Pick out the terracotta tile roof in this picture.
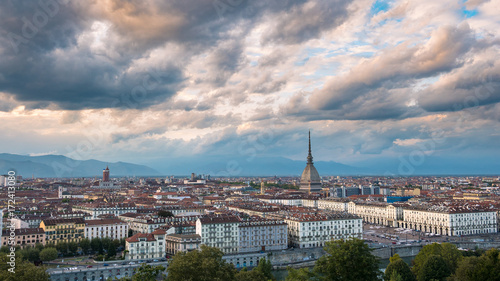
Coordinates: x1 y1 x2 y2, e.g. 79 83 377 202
42 218 85 225
126 233 156 242
85 219 127 226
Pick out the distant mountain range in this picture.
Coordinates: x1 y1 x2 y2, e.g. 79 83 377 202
147 155 368 177
0 153 365 178
0 153 160 178
1 153 498 178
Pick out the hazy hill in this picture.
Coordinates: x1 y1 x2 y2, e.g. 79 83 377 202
0 153 160 178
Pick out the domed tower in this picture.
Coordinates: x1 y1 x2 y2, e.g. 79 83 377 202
300 131 322 193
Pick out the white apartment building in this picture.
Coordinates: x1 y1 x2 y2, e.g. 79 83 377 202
238 218 287 253
165 234 201 255
317 199 349 212
258 196 304 207
73 202 136 219
348 201 402 227
402 207 497 236
302 199 318 208
128 217 170 234
84 219 129 240
196 215 240 254
317 197 498 237
284 213 363 249
125 229 166 260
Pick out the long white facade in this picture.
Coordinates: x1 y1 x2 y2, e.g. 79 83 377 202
402 209 497 236
285 214 363 249
73 203 136 219
316 199 498 237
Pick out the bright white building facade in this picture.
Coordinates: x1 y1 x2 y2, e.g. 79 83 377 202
317 199 349 212
285 213 363 249
73 203 136 219
125 230 166 260
238 218 287 253
84 219 129 240
196 215 240 254
402 208 497 236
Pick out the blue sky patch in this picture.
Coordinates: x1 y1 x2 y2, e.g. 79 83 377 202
370 0 391 15
462 8 478 18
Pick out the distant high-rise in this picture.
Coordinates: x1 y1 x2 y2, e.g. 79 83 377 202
300 131 322 193
103 166 110 182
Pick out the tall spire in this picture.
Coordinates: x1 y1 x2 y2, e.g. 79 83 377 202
307 130 313 164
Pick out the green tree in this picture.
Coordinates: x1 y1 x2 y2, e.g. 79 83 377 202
0 254 50 281
167 245 236 281
417 255 451 281
40 247 58 261
235 258 275 281
34 243 44 252
120 238 126 248
390 271 404 281
254 258 275 280
128 229 134 237
385 258 416 281
412 243 461 277
91 238 103 254
132 264 166 281
235 267 267 281
0 246 9 254
450 248 500 281
80 238 91 254
101 237 112 253
440 243 462 272
314 238 380 281
285 267 319 281
25 247 40 262
107 242 117 258
390 254 402 263
68 241 78 255
56 242 68 256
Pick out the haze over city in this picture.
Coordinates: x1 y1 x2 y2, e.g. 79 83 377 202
1 0 499 176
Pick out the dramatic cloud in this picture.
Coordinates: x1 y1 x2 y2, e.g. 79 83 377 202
0 0 499 174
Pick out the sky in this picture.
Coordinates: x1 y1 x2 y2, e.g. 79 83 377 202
0 0 499 175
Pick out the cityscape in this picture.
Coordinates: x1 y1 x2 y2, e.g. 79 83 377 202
1 0 500 281
1 136 499 280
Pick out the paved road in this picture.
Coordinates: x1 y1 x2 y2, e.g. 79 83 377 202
47 260 168 274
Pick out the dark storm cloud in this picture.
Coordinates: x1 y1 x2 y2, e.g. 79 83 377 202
2 0 341 111
260 0 350 45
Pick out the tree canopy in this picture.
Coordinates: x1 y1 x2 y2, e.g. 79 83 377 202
286 267 320 281
450 248 500 281
412 243 461 277
39 247 58 261
417 255 451 281
0 254 50 281
385 256 416 281
314 238 380 281
166 245 237 281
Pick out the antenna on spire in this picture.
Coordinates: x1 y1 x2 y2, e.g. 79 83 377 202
307 130 313 164
308 130 311 153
